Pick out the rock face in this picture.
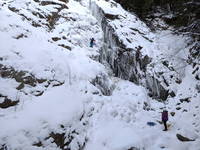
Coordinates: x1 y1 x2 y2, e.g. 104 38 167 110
0 64 64 97
114 0 200 81
90 1 169 100
91 73 114 96
0 64 42 87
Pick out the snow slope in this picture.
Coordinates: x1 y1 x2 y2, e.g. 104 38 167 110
0 0 199 150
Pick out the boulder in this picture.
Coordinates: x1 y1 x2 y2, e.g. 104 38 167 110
176 134 195 142
0 99 19 109
170 112 175 116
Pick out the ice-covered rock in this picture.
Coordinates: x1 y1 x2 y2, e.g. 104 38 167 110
89 0 172 100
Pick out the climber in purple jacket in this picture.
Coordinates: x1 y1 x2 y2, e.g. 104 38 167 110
162 110 168 131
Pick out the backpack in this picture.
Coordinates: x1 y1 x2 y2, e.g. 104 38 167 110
162 110 168 121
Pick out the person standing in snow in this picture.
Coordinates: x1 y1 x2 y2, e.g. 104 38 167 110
90 38 95 48
162 110 168 131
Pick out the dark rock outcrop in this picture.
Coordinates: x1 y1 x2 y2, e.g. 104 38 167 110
0 64 64 98
0 94 19 109
0 99 19 109
176 134 195 142
0 64 45 87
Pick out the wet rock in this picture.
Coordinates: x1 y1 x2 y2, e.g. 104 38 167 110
176 134 195 142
